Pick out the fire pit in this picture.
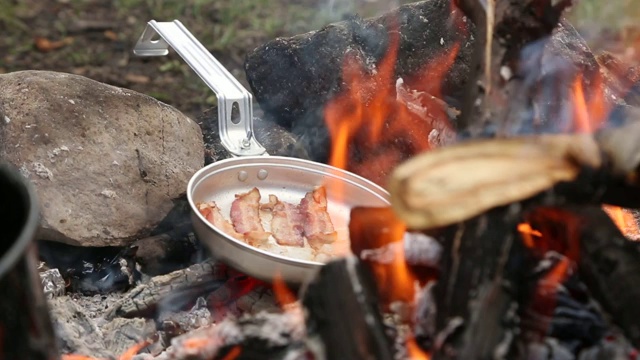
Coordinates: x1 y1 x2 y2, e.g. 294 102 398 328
10 0 640 359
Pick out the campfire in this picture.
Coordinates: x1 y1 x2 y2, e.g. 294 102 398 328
5 0 640 359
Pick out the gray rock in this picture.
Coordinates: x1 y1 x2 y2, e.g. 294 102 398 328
244 0 472 131
0 71 204 246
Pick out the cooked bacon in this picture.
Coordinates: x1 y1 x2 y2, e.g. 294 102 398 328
230 187 271 246
299 186 337 250
260 194 279 212
197 202 244 241
270 195 305 247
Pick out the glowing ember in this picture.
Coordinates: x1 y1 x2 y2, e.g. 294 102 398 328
529 256 572 336
570 71 640 239
517 222 543 248
62 339 150 360
220 346 242 360
273 273 297 308
324 18 460 186
406 336 431 360
603 205 640 240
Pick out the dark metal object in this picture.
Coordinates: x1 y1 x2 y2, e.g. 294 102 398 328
0 163 59 359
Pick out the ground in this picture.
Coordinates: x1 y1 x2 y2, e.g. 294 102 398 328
0 0 416 119
1 0 639 120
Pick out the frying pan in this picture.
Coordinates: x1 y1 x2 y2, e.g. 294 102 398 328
134 20 390 284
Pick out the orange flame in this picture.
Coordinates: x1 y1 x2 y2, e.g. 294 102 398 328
571 73 607 133
603 205 640 240
62 339 150 360
349 207 417 305
517 222 542 248
570 72 640 239
273 272 297 308
406 336 431 360
530 256 571 335
324 18 461 186
220 346 242 360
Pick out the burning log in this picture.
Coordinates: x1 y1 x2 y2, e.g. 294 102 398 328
453 0 600 135
106 260 228 319
430 208 531 359
524 206 640 349
389 121 640 230
301 257 396 360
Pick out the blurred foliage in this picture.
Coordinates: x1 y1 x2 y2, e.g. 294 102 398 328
569 0 640 31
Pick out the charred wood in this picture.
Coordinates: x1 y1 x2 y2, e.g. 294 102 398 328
105 260 228 320
301 257 395 360
454 0 579 135
389 122 640 230
38 240 139 294
156 311 307 360
431 208 532 360
525 206 640 349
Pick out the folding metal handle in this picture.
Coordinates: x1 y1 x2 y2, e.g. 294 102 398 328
133 20 266 157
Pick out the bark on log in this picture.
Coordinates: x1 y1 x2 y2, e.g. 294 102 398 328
389 121 640 230
302 257 395 360
106 260 229 319
431 208 531 359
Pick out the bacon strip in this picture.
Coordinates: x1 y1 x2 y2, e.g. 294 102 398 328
230 187 271 246
270 195 305 247
299 186 337 250
197 202 244 241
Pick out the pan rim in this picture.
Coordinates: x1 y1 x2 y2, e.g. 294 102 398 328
187 156 391 267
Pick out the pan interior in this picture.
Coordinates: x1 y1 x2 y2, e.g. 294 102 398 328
189 157 391 264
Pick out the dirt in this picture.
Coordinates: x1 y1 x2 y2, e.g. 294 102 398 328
0 0 417 120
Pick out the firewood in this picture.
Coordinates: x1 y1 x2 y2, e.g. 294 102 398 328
302 257 395 360
105 260 228 320
388 134 600 229
430 207 533 359
390 118 640 230
525 206 640 349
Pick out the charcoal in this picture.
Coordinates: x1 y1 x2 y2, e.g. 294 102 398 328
157 297 212 337
578 333 637 360
106 260 228 320
40 268 66 299
38 240 139 294
524 206 640 349
302 257 395 360
157 311 307 360
49 295 113 358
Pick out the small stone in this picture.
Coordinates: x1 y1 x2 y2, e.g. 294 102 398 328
100 189 117 198
32 162 53 180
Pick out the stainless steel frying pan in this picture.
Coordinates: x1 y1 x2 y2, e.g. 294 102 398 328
134 20 390 284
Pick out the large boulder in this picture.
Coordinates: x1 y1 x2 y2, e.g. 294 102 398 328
0 71 204 247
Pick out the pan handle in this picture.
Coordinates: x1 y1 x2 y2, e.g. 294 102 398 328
133 20 267 157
